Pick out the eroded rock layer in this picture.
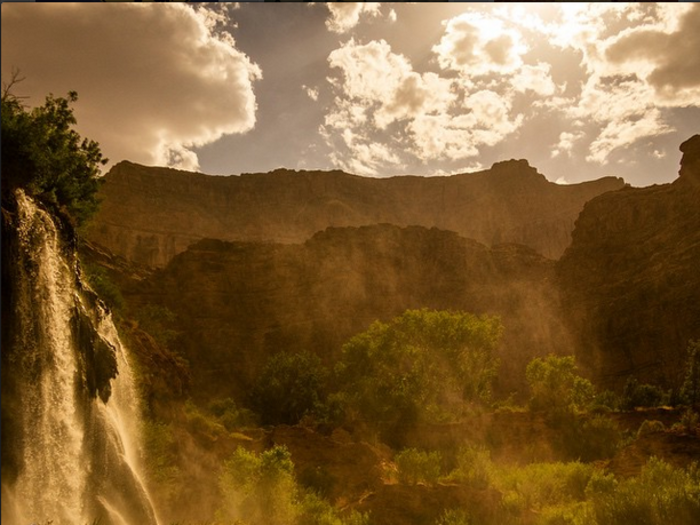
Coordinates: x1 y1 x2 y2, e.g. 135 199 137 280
558 135 700 389
88 160 625 267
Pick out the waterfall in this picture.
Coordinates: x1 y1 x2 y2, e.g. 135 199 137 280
1 191 160 525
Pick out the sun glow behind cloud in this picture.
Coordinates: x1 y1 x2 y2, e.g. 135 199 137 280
317 2 700 182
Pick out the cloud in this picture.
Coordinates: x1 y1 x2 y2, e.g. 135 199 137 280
604 3 700 104
433 12 527 76
325 2 381 34
551 131 585 158
323 38 525 175
1 3 261 171
303 85 319 101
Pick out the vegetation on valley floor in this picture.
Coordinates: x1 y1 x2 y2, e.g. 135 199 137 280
128 307 700 525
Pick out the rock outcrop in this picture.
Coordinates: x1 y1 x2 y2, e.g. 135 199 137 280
87 160 625 267
557 135 700 389
123 224 573 401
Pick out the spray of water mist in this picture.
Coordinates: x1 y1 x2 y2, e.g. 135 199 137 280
1 190 160 525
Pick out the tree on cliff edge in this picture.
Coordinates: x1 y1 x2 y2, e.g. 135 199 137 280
1 71 107 226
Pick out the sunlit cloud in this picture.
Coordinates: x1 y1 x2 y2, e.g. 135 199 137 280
433 12 527 77
1 3 261 171
303 85 319 101
325 2 381 34
551 131 585 159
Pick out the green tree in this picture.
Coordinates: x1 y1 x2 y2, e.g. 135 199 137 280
526 355 595 418
335 309 502 440
251 351 329 426
2 73 107 226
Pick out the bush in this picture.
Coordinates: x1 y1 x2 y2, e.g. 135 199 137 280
218 445 298 525
492 462 595 515
637 419 666 438
395 448 443 486
208 397 258 430
557 414 623 462
620 378 669 410
218 446 370 525
251 351 329 426
587 457 700 524
2 77 107 227
446 444 492 489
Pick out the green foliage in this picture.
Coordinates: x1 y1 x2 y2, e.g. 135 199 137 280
1 78 107 226
636 419 666 438
492 461 595 517
207 397 258 431
82 263 124 311
251 351 329 426
218 445 298 525
394 448 442 486
446 444 492 489
526 356 595 418
680 340 700 406
218 446 369 525
142 420 182 505
586 457 700 524
620 378 669 410
673 408 699 435
135 304 180 348
556 414 623 462
336 309 502 439
298 492 370 525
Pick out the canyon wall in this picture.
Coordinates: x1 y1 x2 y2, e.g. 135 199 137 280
87 160 625 267
557 135 700 389
122 224 572 401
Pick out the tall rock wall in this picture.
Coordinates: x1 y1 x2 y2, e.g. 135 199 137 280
87 160 625 267
557 135 700 389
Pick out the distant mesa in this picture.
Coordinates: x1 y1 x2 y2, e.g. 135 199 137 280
86 160 625 267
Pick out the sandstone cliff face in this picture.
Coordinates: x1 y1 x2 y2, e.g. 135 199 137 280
557 135 700 389
124 224 572 401
87 161 625 267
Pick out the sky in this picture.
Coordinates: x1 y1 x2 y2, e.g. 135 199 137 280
2 2 699 187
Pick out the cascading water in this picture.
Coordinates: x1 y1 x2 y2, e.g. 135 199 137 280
1 190 160 525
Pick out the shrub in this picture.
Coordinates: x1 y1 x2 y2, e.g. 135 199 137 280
395 448 443 486
620 378 669 410
557 413 623 462
587 457 700 525
218 446 369 525
447 444 492 489
208 397 258 430
251 351 329 426
636 419 666 438
492 462 595 515
218 445 298 525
